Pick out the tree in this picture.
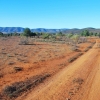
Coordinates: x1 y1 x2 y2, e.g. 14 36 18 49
80 31 84 36
13 32 20 36
0 32 3 36
67 33 73 38
57 32 63 36
36 32 41 38
84 30 90 36
31 32 37 37
23 28 31 37
98 33 100 38
89 32 93 36
81 30 90 36
94 32 97 36
71 34 80 43
42 33 50 39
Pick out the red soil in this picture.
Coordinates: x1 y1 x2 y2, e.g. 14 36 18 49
0 36 97 100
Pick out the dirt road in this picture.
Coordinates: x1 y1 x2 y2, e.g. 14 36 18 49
17 40 100 100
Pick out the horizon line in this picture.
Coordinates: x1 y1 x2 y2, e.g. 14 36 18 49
0 27 100 29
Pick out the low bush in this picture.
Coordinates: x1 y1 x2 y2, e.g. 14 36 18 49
68 53 83 63
70 46 78 51
0 73 3 78
87 46 92 48
2 74 50 99
8 62 15 65
84 43 94 52
19 38 29 45
13 67 23 72
84 48 89 52
73 78 84 85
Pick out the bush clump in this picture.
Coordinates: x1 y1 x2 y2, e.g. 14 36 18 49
68 53 83 63
19 38 29 45
13 67 23 72
2 74 50 99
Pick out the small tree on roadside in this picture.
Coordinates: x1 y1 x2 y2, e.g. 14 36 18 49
23 28 31 37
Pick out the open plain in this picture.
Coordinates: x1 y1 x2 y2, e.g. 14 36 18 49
0 36 99 100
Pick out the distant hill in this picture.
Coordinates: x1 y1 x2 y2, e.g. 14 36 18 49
0 27 24 33
0 27 100 34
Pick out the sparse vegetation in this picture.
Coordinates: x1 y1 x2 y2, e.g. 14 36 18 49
0 73 3 78
1 74 50 99
0 35 98 100
8 62 15 65
68 53 83 63
19 37 29 45
73 78 84 85
23 28 31 37
13 67 23 72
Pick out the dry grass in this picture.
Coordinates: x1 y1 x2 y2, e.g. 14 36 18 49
68 53 83 63
1 74 50 99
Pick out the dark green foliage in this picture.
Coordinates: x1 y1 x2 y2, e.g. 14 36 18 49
13 32 20 36
94 32 97 36
57 32 63 36
0 32 3 36
31 32 37 37
23 28 31 37
81 30 90 36
42 33 50 39
89 32 93 36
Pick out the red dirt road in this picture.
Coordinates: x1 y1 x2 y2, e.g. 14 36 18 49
16 40 100 100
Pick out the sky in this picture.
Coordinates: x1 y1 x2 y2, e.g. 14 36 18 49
0 0 100 29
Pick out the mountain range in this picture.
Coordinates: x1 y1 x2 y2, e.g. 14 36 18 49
0 27 100 34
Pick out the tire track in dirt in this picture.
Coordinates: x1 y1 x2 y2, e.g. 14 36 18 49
78 40 100 100
16 41 99 100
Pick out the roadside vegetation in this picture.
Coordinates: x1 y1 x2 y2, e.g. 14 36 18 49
0 28 97 51
0 28 98 100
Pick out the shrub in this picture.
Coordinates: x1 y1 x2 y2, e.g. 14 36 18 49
84 44 94 52
19 38 29 45
2 74 50 98
70 46 78 51
87 46 92 48
0 73 3 78
84 48 89 52
68 53 83 63
8 62 15 65
42 33 50 39
73 78 84 85
13 67 23 72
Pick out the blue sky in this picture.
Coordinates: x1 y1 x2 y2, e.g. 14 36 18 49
0 0 100 29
